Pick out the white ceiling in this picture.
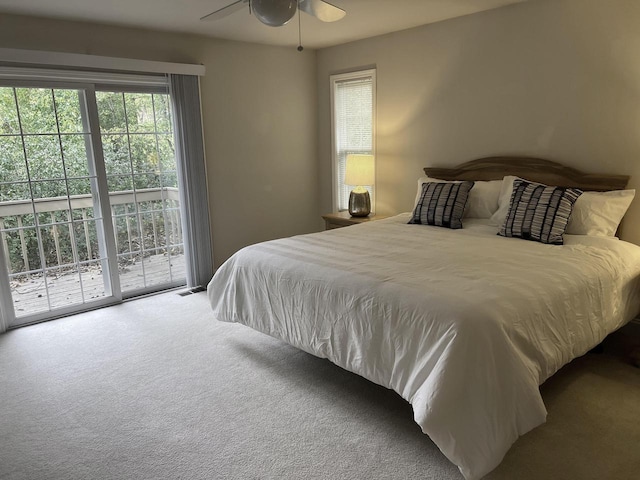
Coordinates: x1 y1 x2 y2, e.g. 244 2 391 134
0 0 527 49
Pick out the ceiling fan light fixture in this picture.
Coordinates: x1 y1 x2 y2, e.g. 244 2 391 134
251 0 297 27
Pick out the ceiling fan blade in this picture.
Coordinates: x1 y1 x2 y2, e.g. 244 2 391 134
200 0 248 21
298 0 346 22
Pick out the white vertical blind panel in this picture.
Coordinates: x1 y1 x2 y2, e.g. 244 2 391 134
170 74 213 288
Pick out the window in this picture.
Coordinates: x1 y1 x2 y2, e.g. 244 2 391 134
0 83 186 325
330 69 376 211
96 91 185 292
0 55 210 333
0 65 216 330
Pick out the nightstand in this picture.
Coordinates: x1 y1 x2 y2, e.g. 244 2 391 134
321 211 388 230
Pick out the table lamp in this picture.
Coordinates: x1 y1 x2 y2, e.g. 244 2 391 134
345 154 374 217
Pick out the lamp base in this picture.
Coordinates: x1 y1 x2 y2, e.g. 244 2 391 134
348 190 371 217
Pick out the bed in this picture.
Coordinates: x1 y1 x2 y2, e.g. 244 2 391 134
207 157 640 480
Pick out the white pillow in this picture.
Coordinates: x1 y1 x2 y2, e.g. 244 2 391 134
489 175 518 226
565 189 635 236
414 176 502 219
465 180 502 218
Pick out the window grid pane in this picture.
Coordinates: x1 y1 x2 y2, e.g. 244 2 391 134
0 87 106 317
97 90 185 293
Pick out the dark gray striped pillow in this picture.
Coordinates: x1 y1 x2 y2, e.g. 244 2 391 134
498 179 582 245
409 181 474 229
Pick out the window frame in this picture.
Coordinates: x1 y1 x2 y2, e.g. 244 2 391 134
329 68 377 212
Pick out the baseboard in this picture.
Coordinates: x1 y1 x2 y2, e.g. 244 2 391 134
177 286 207 296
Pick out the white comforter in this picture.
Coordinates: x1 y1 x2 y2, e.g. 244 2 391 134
207 214 640 479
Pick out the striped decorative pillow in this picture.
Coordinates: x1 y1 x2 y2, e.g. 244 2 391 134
409 181 474 229
498 179 582 245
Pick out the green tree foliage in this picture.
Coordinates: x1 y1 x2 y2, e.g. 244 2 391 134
0 87 181 275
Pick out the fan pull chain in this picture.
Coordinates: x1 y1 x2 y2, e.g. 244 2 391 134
297 1 303 52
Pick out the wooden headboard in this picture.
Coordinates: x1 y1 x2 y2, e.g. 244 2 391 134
424 157 629 191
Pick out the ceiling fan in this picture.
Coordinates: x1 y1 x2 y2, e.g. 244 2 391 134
200 0 346 28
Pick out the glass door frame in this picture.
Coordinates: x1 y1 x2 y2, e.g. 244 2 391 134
0 79 121 328
95 86 187 299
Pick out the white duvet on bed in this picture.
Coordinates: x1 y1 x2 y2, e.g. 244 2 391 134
207 214 640 479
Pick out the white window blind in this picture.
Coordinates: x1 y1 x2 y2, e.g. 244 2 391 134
331 70 375 211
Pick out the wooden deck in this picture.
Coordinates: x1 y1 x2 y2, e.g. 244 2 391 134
11 253 185 318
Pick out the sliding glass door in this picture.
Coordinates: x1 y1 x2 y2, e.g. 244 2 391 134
0 82 185 328
0 85 115 324
97 91 185 293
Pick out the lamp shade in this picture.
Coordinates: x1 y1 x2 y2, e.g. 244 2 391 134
344 154 375 186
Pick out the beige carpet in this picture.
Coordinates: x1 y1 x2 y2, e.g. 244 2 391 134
0 291 639 480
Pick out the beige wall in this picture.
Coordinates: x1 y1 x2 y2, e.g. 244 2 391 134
3 0 640 267
0 13 319 268
317 0 640 243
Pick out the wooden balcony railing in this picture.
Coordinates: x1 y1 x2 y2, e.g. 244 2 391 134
0 187 183 278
